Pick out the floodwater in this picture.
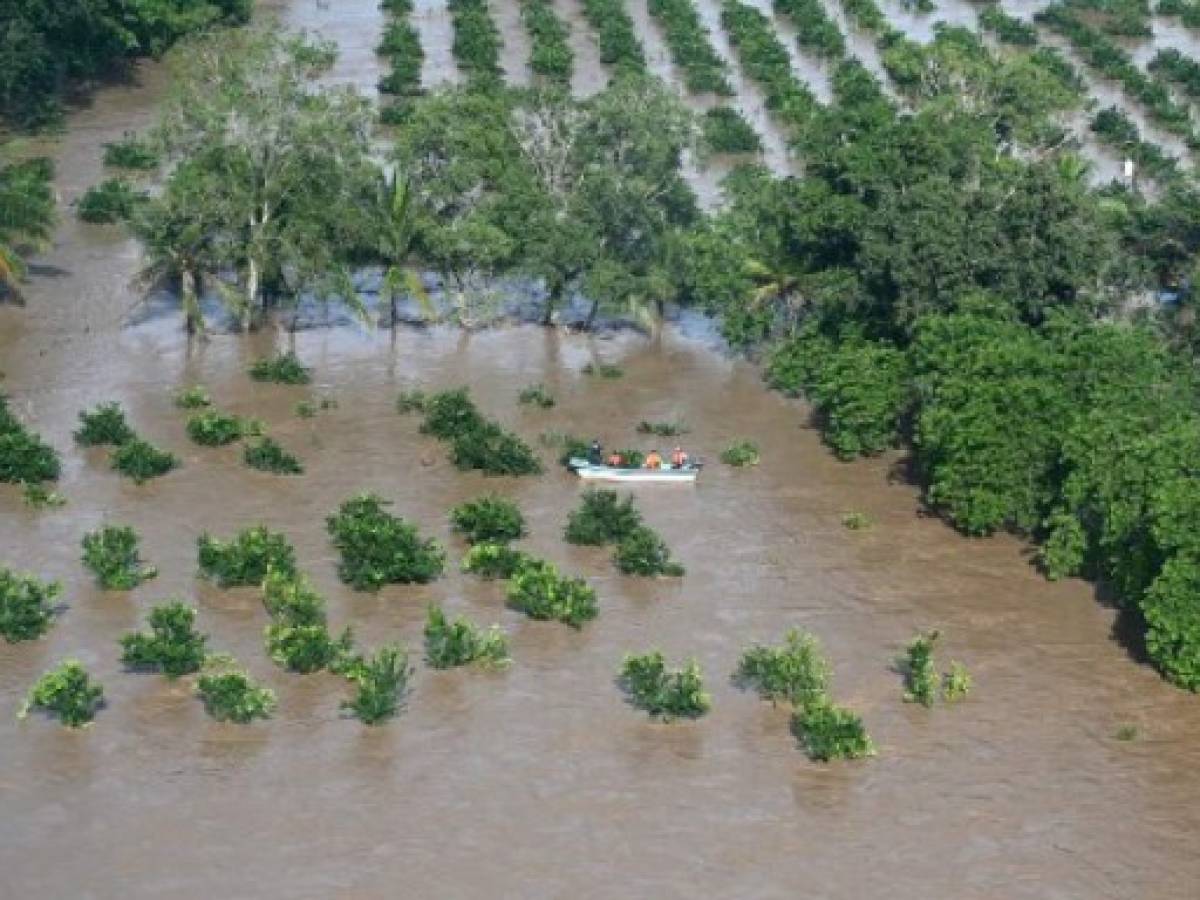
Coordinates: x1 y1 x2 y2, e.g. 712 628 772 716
3 2 1200 898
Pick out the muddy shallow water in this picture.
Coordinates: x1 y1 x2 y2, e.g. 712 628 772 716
3 2 1200 898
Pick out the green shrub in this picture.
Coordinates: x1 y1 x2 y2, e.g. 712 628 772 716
248 352 311 385
377 19 424 97
450 494 526 544
396 390 427 414
0 568 59 642
720 440 760 467
565 488 642 544
22 483 65 508
422 389 543 476
618 651 710 720
1115 724 1138 741
978 5 1038 45
424 605 510 669
518 383 555 408
943 660 971 702
261 569 326 625
901 630 940 707
579 0 646 73
198 526 296 587
110 438 178 483
1139 553 1200 690
244 437 303 474
461 542 530 579
636 420 688 437
186 410 262 446
0 396 61 484
449 0 502 79
841 511 871 530
173 385 212 409
119 601 208 678
614 525 685 576
507 557 598 627
701 106 762 154
196 657 276 723
735 629 830 709
295 400 317 418
74 402 135 446
77 177 145 223
102 133 160 170
521 0 574 84
266 622 355 673
327 493 445 590
581 362 624 378
18 660 104 728
82 525 157 590
721 0 819 133
421 389 482 438
341 644 412 724
648 0 733 93
790 700 874 761
772 0 845 58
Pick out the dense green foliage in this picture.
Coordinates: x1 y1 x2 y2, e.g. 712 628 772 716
248 352 312 385
735 629 829 709
341 645 412 724
790 700 875 761
173 385 212 409
82 525 157 590
102 133 161 170
0 568 59 643
423 605 510 669
0 395 61 483
521 0 574 85
450 494 527 544
377 5 424 102
636 420 687 437
507 557 598 627
721 0 819 134
110 438 178 483
196 657 276 723
0 0 251 128
565 488 642 545
701 107 762 155
260 569 355 674
77 178 146 224
327 493 445 590
419 389 543 475
773 0 845 58
74 402 135 446
22 482 65 508
901 630 940 707
120 601 207 678
614 525 685 577
461 541 530 579
243 437 303 475
518 384 555 408
580 0 646 74
720 440 760 466
186 410 261 446
448 0 502 81
198 526 296 587
19 660 103 728
977 4 1038 45
648 0 733 94
0 156 56 299
618 651 710 720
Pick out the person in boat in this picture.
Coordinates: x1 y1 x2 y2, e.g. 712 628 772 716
588 439 603 465
606 450 624 467
670 446 688 469
644 449 663 470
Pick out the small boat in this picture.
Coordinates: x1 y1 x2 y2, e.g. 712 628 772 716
567 458 701 484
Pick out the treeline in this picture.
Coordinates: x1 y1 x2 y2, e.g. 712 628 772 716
681 49 1200 690
0 0 251 127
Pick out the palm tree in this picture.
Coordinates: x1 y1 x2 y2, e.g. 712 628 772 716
376 169 431 327
0 156 56 301
130 196 213 335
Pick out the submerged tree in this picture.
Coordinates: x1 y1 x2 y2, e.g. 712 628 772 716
0 155 55 301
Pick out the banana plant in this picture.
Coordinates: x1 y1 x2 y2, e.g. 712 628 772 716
377 170 433 327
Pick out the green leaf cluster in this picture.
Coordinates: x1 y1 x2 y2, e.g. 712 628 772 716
261 569 354 674
198 526 296 587
618 651 710 720
424 605 509 669
0 568 59 642
564 488 642 545
244 437 303 475
248 352 312 385
506 557 598 627
327 493 445 590
614 525 685 577
0 395 60 484
74 402 135 446
461 541 531 579
451 494 527 544
110 438 178 483
186 410 262 446
341 645 412 724
120 601 208 678
19 660 103 728
421 389 542 476
82 525 157 590
196 657 276 723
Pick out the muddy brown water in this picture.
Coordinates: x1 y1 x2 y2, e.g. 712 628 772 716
3 3 1200 898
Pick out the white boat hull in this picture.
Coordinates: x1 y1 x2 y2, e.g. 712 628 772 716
569 459 699 484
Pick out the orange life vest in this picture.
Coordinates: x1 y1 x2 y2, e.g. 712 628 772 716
645 452 662 469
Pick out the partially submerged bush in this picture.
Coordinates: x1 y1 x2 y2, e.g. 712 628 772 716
174 385 212 409
196 657 276 723
102 132 160 170
266 622 355 674
636 420 688 437
791 700 875 761
507 557 598 627
82 525 157 590
0 568 59 642
518 383 555 408
248 352 312 385
450 494 526 544
735 629 830 709
943 661 972 702
618 651 710 721
110 438 178 483
461 542 530 579
119 601 208 678
421 389 543 476
721 440 760 467
74 402 135 446
424 605 510 669
701 106 762 154
262 568 326 625
77 177 145 223
341 644 412 724
19 660 104 728
581 362 623 378
186 410 262 446
841 511 872 530
614 525 685 576
0 395 61 484
22 483 65 508
198 525 296 587
244 437 304 474
564 488 641 545
327 493 445 590
901 630 940 707
396 390 427 414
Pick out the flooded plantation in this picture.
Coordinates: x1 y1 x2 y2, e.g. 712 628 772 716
4 0 1200 898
